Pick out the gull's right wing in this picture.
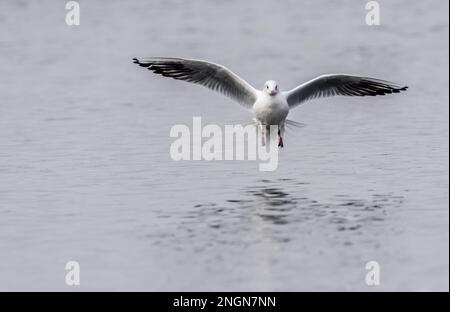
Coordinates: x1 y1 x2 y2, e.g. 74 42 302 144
133 57 259 109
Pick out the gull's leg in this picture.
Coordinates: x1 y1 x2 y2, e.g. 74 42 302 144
278 129 284 148
265 125 271 147
278 136 284 148
278 124 285 148
260 123 266 146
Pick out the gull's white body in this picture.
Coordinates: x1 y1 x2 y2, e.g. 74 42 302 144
253 90 289 139
133 57 407 147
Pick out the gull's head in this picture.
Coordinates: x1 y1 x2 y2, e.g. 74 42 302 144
264 80 279 96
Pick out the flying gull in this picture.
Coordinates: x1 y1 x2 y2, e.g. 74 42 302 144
133 57 408 147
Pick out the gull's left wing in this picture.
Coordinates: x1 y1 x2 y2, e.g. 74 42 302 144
284 74 408 108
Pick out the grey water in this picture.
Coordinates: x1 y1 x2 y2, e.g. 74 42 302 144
0 0 448 291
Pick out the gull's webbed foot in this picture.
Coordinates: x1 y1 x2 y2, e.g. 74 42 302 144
278 136 284 148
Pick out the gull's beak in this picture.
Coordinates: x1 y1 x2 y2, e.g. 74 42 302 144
268 90 277 96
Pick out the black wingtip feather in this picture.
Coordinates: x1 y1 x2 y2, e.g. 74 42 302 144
133 58 152 67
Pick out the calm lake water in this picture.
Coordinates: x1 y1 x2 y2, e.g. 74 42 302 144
0 0 448 291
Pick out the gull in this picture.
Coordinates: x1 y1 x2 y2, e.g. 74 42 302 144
133 57 407 147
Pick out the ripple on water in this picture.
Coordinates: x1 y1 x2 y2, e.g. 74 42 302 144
146 179 405 251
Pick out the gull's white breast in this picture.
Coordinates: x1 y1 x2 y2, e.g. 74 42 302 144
253 92 290 125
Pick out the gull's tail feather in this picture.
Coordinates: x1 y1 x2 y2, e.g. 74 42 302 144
285 119 306 129
285 119 306 135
